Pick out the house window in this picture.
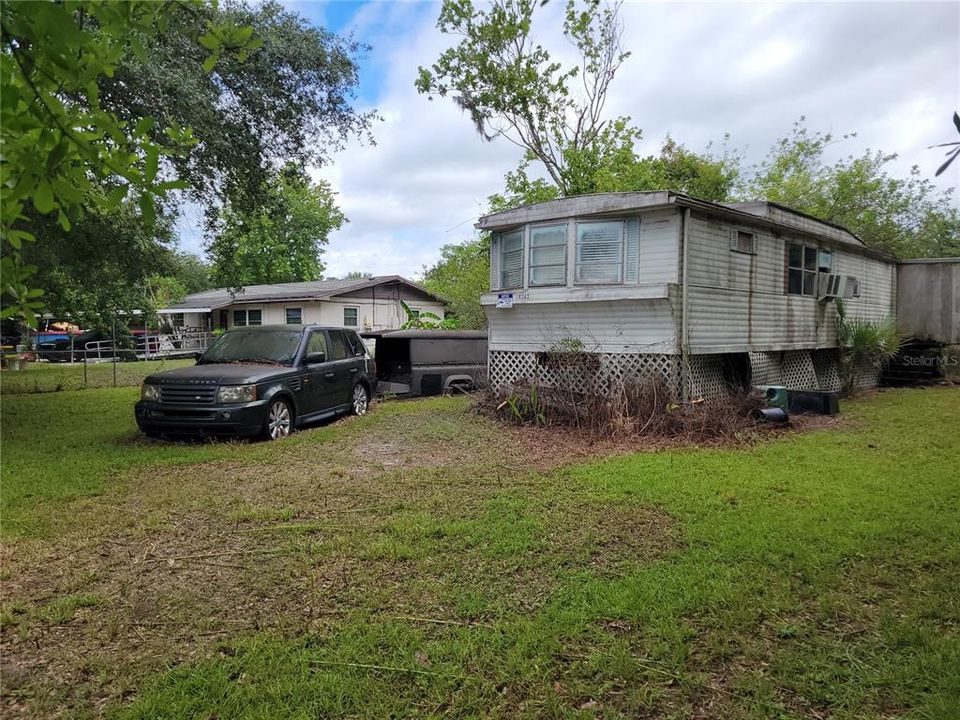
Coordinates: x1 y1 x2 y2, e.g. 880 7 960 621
499 230 524 289
285 307 302 325
528 224 567 286
818 250 833 273
170 313 185 328
576 221 623 284
787 243 821 296
343 307 359 327
408 307 421 321
233 309 262 326
731 229 755 254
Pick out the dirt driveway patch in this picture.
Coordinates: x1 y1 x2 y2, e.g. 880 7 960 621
1 398 682 716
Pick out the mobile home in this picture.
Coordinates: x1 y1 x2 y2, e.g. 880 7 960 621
479 192 897 398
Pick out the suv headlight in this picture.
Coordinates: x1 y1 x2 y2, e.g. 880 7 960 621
141 383 159 402
217 384 257 403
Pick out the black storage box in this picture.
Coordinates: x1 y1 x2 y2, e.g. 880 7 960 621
787 390 840 416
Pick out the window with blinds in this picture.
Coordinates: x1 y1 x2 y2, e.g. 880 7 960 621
528 224 567 286
575 221 623 283
499 230 524 289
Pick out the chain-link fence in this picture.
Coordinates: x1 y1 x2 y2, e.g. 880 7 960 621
2 327 214 394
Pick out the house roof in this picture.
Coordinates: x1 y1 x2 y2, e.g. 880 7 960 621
476 191 884 256
159 275 444 313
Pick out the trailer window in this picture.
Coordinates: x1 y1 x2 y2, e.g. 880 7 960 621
499 230 524 289
787 243 819 297
576 221 623 284
529 224 567 286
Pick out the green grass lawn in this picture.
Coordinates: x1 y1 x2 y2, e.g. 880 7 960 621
1 387 957 719
0 358 193 395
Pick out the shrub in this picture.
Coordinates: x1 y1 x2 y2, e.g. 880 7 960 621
835 300 904 396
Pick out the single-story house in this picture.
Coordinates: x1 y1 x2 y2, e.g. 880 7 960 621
478 191 898 398
158 275 446 332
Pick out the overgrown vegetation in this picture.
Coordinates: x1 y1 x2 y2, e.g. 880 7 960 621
484 375 764 442
1 388 957 718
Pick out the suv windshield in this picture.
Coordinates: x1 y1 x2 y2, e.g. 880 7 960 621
200 329 302 365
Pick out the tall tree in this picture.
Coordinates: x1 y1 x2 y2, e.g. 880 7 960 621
22 205 180 329
168 252 212 294
2 0 371 326
417 0 635 196
100 0 376 211
207 166 345 287
592 137 741 202
1 1 219 324
744 120 960 258
420 237 490 329
489 136 741 212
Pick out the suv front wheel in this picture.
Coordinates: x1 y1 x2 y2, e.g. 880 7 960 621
263 398 293 440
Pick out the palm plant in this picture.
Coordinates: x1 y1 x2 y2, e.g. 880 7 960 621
835 300 904 395
399 300 458 329
930 111 960 177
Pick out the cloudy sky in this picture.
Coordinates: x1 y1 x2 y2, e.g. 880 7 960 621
179 0 960 278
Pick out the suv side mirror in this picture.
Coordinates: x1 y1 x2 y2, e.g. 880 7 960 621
304 351 326 365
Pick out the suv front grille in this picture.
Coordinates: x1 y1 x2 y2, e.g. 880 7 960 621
159 385 217 405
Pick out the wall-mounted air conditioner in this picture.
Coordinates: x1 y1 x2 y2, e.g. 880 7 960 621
818 274 843 299
818 274 860 300
841 275 860 299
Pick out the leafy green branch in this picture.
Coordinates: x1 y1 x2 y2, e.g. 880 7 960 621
0 0 262 326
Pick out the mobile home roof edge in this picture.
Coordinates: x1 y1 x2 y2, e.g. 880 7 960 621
475 191 894 261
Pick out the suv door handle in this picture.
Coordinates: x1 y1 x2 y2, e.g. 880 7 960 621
324 372 335 380
349 368 358 374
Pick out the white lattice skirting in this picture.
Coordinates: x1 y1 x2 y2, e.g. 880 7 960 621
488 350 680 396
490 348 878 399
749 350 848 392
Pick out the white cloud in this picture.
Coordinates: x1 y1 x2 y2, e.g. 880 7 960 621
182 0 960 275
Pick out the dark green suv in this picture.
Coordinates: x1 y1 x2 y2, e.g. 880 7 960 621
135 325 376 440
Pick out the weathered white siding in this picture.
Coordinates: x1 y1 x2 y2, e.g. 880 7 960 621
223 298 445 332
639 209 680 284
484 297 678 354
684 212 895 353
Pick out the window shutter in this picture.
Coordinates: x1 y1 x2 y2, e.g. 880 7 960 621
729 228 738 251
490 234 501 291
625 217 640 283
